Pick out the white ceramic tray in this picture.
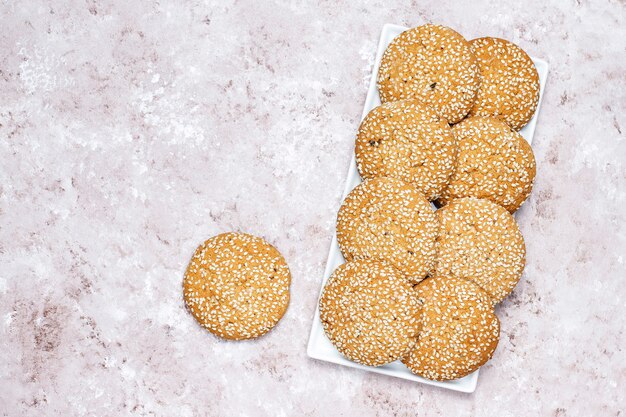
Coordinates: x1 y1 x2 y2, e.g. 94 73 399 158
307 23 549 393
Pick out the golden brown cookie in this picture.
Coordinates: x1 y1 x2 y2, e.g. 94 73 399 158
437 116 536 212
355 99 457 201
435 198 526 303
377 24 480 124
402 276 500 381
336 177 437 283
183 232 291 340
469 37 540 131
319 259 422 366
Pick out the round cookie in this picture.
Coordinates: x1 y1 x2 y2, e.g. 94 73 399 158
435 198 526 304
319 259 422 366
437 116 536 212
183 232 291 340
355 99 457 201
402 276 500 381
469 37 540 131
337 177 437 283
377 24 480 124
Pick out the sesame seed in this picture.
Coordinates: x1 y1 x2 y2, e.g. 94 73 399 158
438 116 536 212
319 259 423 367
355 99 457 201
377 24 480 124
182 232 291 340
435 197 526 303
402 275 500 381
468 37 540 131
336 177 438 283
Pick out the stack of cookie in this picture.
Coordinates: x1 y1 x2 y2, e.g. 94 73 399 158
319 24 539 381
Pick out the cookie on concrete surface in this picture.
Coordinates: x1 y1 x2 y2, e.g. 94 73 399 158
402 275 500 381
183 232 291 340
355 99 457 201
435 197 526 304
437 116 536 213
377 24 480 124
469 37 540 131
319 259 422 366
336 177 437 283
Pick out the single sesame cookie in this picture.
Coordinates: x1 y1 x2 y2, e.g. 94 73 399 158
355 99 457 200
402 276 500 381
435 198 526 304
319 259 423 366
337 177 437 283
183 232 291 340
377 24 480 124
437 116 536 213
469 37 540 131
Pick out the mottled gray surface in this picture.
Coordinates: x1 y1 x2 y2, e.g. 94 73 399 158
1 1 625 416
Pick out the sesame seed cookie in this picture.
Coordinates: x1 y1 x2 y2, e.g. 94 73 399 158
435 198 526 304
437 116 536 213
469 37 540 131
355 99 457 201
402 275 500 381
377 24 480 124
336 177 437 283
183 232 291 340
319 259 423 366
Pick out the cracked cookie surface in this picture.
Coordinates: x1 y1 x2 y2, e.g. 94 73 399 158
355 99 457 201
469 37 540 131
319 259 422 366
402 275 500 381
437 116 536 212
183 232 291 340
377 24 480 123
435 197 526 303
337 177 437 283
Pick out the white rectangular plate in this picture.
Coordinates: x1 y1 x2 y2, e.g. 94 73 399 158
307 23 549 393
